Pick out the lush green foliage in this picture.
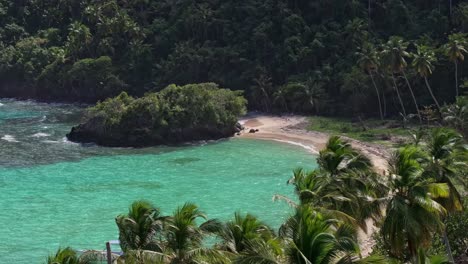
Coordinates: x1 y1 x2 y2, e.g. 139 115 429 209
45 247 105 264
116 201 165 252
306 116 411 145
88 82 246 130
67 83 247 146
46 247 82 264
430 197 468 262
382 146 449 259
442 96 468 136
1 0 467 117
48 132 466 263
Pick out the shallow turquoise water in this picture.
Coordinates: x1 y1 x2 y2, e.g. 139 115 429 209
0 99 316 263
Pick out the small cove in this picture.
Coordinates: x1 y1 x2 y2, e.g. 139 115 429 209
0 99 317 263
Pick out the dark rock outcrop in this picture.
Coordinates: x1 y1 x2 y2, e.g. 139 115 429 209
235 122 244 132
67 120 238 147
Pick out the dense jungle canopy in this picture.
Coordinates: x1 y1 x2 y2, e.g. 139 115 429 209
0 0 467 117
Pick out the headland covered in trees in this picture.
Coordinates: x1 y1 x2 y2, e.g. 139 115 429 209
67 83 247 146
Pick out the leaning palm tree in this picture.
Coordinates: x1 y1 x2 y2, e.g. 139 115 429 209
277 137 386 231
382 36 422 123
380 42 407 117
422 128 467 262
280 206 386 264
164 202 229 263
115 200 165 252
412 45 442 113
423 128 466 211
444 33 468 97
288 168 386 231
357 43 384 120
381 146 450 261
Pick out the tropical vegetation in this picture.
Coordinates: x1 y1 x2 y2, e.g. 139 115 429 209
66 82 247 146
48 131 467 263
0 0 467 119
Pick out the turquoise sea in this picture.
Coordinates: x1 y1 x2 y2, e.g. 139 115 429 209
0 99 317 263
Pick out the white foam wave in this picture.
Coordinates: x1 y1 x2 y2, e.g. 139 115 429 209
1 135 19 142
31 132 50 138
0 103 4 106
42 140 60 144
270 139 319 154
61 137 79 145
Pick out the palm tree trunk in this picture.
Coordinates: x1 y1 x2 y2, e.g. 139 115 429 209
402 71 422 124
368 0 371 27
424 76 442 113
260 87 271 113
391 73 407 116
370 71 384 120
381 73 387 117
383 93 387 117
408 239 418 262
442 229 455 263
455 62 459 97
449 0 452 16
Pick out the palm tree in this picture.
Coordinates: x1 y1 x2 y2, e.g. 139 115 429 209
164 202 228 263
115 200 165 252
66 21 92 59
217 214 282 264
284 168 385 231
357 44 384 120
116 250 167 264
280 75 328 114
317 136 372 176
232 239 283 264
382 37 422 123
46 247 102 264
415 248 449 264
380 41 407 117
423 128 466 211
368 0 372 26
444 33 468 97
252 70 274 113
442 96 468 135
280 206 386 264
450 0 453 16
272 88 290 113
277 137 386 231
46 247 81 264
412 45 442 113
422 128 467 262
217 212 274 254
381 146 450 261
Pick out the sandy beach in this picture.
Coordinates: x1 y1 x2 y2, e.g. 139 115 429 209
238 115 390 171
238 114 391 255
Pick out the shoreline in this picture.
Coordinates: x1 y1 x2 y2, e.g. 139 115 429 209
238 115 390 172
237 114 391 255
